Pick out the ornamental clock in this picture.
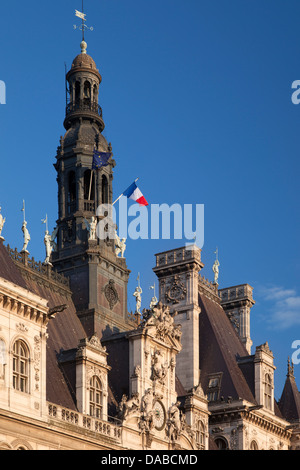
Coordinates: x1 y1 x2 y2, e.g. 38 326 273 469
153 400 166 431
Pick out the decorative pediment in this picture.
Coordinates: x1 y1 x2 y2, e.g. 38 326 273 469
140 302 182 349
78 334 107 353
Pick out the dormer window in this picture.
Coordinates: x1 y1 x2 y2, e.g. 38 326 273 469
207 373 222 402
89 376 103 419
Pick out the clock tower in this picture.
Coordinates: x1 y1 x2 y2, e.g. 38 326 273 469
52 40 134 338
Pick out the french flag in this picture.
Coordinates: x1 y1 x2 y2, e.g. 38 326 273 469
122 181 148 206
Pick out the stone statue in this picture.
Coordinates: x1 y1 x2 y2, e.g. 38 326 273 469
84 216 97 241
151 349 168 384
21 221 31 253
149 284 158 310
133 274 142 315
166 401 182 441
44 231 53 265
212 248 220 284
0 207 5 239
139 388 154 432
117 393 140 421
115 232 126 258
133 285 142 315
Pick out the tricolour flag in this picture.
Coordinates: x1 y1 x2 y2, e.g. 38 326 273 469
92 150 111 170
122 181 148 206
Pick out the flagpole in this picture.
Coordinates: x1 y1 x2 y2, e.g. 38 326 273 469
21 200 26 222
88 170 94 202
88 145 96 202
112 178 139 206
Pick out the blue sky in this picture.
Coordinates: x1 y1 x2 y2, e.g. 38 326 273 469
0 0 299 396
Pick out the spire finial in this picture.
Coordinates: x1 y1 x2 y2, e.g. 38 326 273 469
80 40 87 54
287 357 295 378
74 1 93 51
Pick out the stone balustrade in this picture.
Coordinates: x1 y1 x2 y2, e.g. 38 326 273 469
48 403 122 442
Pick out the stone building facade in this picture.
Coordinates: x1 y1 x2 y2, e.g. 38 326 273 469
0 40 299 451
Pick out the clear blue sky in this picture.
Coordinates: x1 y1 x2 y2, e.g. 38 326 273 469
0 0 299 396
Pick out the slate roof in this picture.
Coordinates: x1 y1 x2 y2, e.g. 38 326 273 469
198 293 256 404
0 243 30 290
278 371 300 423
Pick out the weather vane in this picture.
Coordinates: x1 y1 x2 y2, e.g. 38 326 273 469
73 1 93 41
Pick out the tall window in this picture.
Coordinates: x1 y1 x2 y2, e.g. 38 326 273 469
102 175 108 204
195 420 205 448
13 340 29 393
75 81 80 105
93 84 98 103
264 373 272 410
84 81 91 101
89 376 103 419
67 171 76 214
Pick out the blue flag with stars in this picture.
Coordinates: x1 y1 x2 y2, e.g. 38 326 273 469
92 150 111 170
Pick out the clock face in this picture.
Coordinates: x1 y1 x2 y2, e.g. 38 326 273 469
153 400 166 431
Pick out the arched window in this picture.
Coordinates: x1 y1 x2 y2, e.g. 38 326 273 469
93 84 98 103
214 437 228 450
89 376 103 419
195 420 205 448
102 175 108 204
264 373 272 410
250 440 259 450
67 171 76 214
75 81 80 105
12 340 29 393
83 81 91 106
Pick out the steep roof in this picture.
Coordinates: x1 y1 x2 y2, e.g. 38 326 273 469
0 243 30 289
198 293 256 404
278 369 300 423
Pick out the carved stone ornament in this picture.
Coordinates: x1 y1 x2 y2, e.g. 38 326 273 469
165 275 187 304
141 302 182 345
166 401 182 442
104 279 119 310
151 349 168 385
117 393 140 421
78 334 106 353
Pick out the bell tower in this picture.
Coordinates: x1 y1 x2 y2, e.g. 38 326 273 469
52 40 134 338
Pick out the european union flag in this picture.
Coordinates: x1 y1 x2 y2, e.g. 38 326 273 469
92 150 111 170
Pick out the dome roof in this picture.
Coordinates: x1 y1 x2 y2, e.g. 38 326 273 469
68 42 101 80
72 52 97 71
62 122 108 150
